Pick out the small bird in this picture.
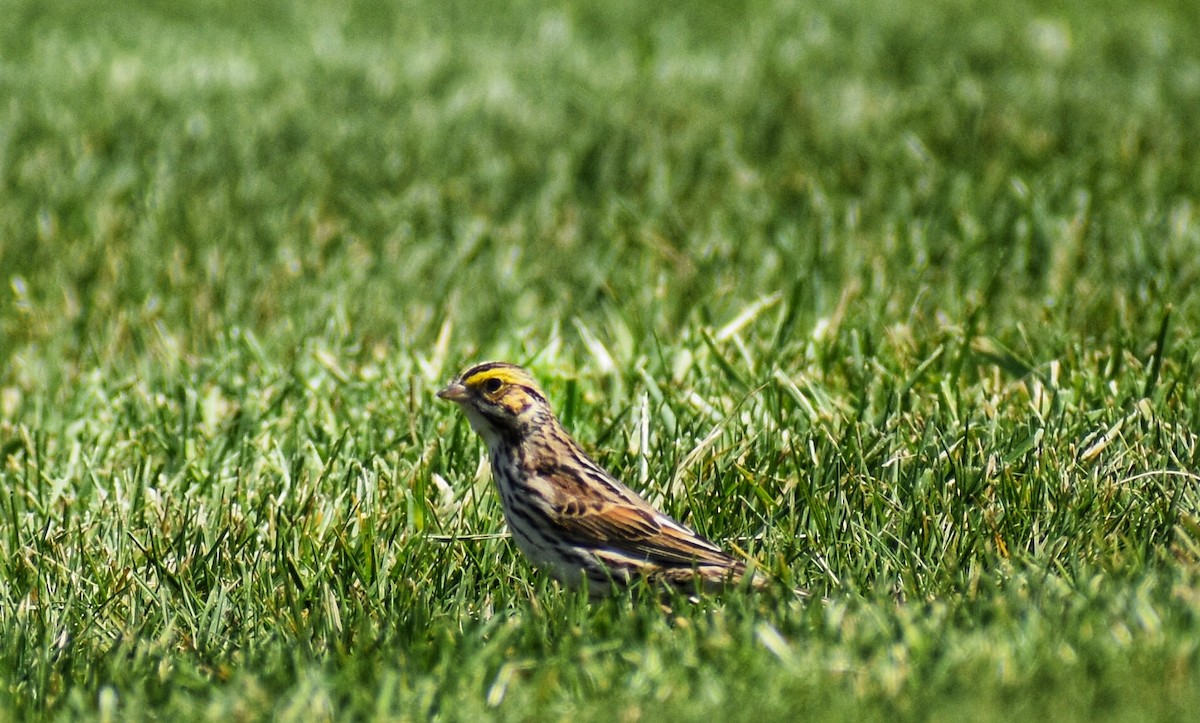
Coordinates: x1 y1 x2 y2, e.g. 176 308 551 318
437 361 767 596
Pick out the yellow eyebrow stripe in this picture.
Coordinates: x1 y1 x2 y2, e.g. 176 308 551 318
457 363 550 403
461 363 537 389
465 368 525 386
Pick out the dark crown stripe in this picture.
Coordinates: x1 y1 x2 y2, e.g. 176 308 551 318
461 361 519 380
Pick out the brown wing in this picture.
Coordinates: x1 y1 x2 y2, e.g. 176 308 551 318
552 488 744 570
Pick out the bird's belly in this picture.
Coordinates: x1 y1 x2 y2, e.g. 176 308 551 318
504 513 587 584
489 452 594 587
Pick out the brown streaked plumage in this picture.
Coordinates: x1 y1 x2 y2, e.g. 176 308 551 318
437 361 767 595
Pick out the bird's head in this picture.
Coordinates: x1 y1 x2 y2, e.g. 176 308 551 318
437 362 552 445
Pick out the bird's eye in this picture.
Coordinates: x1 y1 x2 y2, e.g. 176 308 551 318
482 377 503 394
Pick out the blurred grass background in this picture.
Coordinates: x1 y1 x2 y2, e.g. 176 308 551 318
2 0 1199 719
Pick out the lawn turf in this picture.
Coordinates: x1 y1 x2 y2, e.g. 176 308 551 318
2 0 1199 719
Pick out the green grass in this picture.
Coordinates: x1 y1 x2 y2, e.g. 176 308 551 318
3 0 1200 719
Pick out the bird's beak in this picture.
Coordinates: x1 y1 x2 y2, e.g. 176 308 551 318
436 382 469 403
